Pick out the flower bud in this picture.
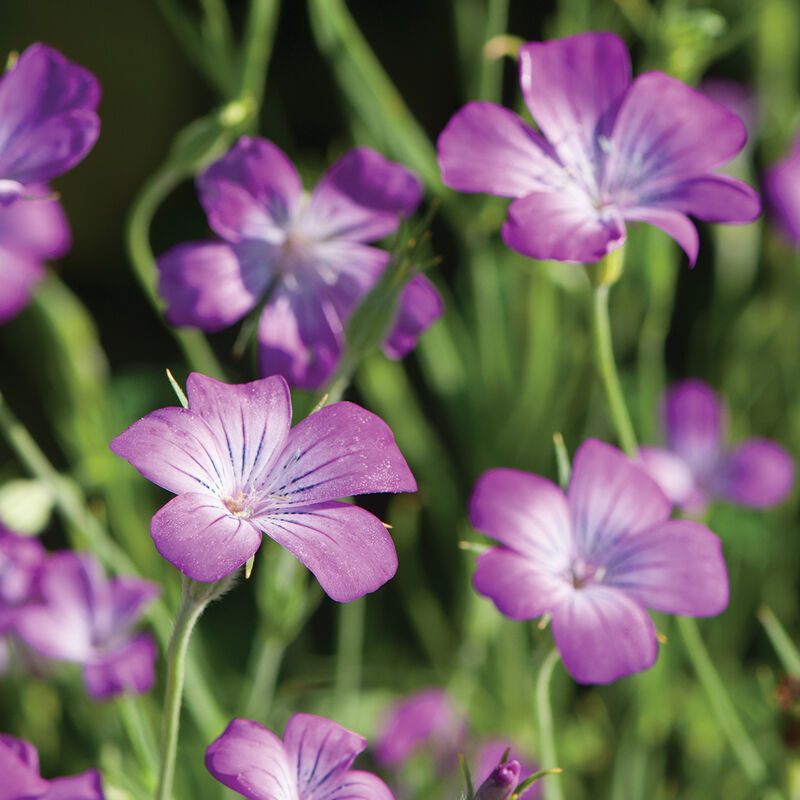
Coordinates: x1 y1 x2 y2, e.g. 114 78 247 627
474 759 521 800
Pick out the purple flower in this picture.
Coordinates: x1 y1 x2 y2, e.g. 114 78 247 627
438 32 759 265
206 715 393 800
470 439 729 684
475 741 540 800
0 43 100 324
374 688 466 770
0 526 46 630
474 759 520 800
764 135 800 244
640 380 794 513
14 551 159 699
110 373 415 599
0 734 104 800
157 139 440 389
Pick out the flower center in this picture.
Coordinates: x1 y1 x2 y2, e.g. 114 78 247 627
569 558 606 589
224 491 254 519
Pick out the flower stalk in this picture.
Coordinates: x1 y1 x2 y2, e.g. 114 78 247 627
536 648 563 800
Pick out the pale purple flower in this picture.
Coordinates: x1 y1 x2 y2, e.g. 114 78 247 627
0 526 46 631
110 373 415 599
438 32 759 265
476 741 540 800
474 759 520 800
375 688 466 770
0 734 104 800
206 715 393 800
470 439 729 684
640 380 794 513
14 552 159 699
764 135 800 244
0 43 100 323
157 139 440 389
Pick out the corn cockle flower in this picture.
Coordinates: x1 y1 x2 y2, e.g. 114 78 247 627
206 715 393 800
640 380 794 513
470 439 729 684
110 373 415 599
0 43 100 323
764 135 800 244
0 734 104 800
157 138 441 389
438 32 759 265
14 552 159 699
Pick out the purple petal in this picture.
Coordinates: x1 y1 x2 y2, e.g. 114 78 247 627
303 147 422 242
518 33 631 179
107 577 160 634
43 771 104 800
551 584 658 684
0 44 100 185
157 241 273 331
602 519 729 616
282 713 366 799
263 401 416 506
638 447 696 507
321 771 394 800
717 439 795 508
474 760 520 800
185 373 292 492
206 718 295 800
607 72 747 197
567 440 671 561
150 492 263 582
256 501 397 601
700 80 758 138
0 734 39 770
0 529 45 610
382 274 443 360
621 207 699 265
437 101 562 198
476 742 540 800
473 548 571 620
197 137 302 242
110 407 228 497
502 190 625 263
0 736 48 800
469 469 571 570
83 633 157 699
258 287 343 390
764 139 800 244
0 248 44 325
662 380 724 480
0 187 71 258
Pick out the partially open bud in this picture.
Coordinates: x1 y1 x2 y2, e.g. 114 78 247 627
474 759 521 800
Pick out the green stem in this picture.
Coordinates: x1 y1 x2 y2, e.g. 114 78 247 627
758 606 800 675
334 598 366 709
118 694 159 788
237 0 281 105
244 637 287 721
590 283 638 458
676 616 767 784
536 648 564 800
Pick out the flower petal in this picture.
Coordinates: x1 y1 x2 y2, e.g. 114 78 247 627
0 187 71 258
150 493 262 582
43 771 104 800
469 469 571 569
607 72 747 196
519 33 632 180
638 447 696 507
197 137 302 242
83 633 157 699
717 439 795 508
264 401 416 505
107 577 160 633
0 247 44 325
185 373 292 492
303 147 422 242
502 190 625 263
602 519 729 616
314 771 394 800
257 288 343 390
383 274 443 360
110 407 228 497
282 713 365 800
567 440 671 563
0 737 48 800
551 584 658 684
621 207 699 265
0 43 100 185
764 140 800 243
206 718 297 800
157 241 273 331
473 548 571 620
256 501 397 601
437 101 562 198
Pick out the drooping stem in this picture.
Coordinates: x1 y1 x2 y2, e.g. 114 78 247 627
536 648 564 800
676 616 767 784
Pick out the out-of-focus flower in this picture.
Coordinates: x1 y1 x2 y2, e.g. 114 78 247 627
206 715 393 800
474 759 520 800
0 526 45 630
375 688 466 770
0 734 104 800
764 137 800 244
438 32 759 265
640 379 794 513
0 43 100 324
476 741 540 800
157 139 440 389
14 551 158 699
111 373 415 598
470 439 729 684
